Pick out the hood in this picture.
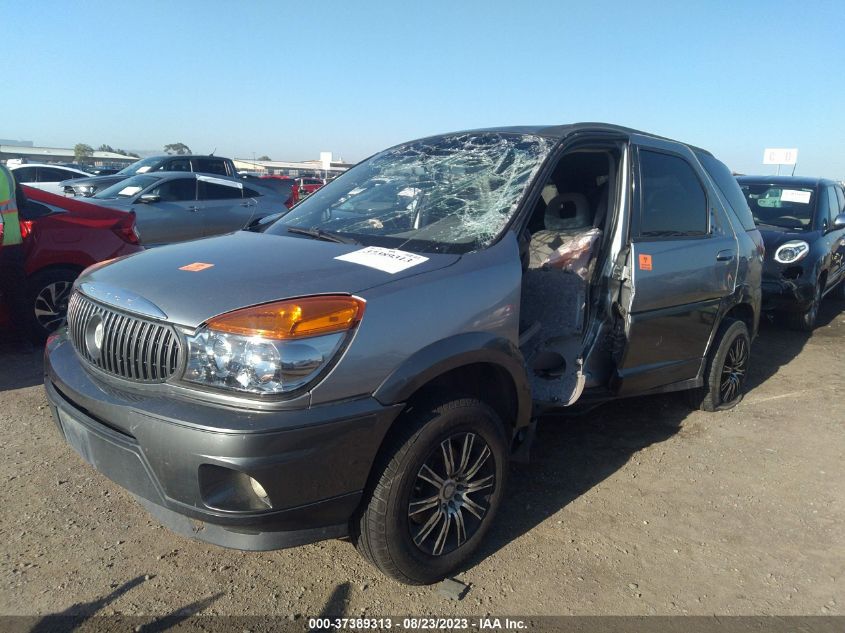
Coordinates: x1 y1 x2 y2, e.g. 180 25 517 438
77 231 460 327
60 174 127 189
758 224 820 252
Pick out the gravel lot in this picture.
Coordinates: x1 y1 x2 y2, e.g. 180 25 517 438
0 302 843 620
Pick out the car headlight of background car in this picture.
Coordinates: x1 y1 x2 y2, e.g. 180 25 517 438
182 295 365 395
774 240 810 264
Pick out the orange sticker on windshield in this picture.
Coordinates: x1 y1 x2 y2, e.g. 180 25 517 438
179 262 214 272
638 254 653 271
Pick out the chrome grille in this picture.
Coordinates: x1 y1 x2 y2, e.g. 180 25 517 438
67 291 181 382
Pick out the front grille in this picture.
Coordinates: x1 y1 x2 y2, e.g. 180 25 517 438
67 292 181 382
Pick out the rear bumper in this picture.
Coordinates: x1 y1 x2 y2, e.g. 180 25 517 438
44 330 403 550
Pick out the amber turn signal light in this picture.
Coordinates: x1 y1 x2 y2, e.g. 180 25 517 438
206 295 365 339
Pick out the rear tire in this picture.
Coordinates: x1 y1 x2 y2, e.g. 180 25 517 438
785 280 822 331
354 396 508 585
686 318 750 412
25 268 78 341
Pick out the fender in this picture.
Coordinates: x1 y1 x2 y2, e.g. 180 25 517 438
372 331 533 430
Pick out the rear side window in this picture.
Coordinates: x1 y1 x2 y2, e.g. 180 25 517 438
695 151 756 231
638 150 707 237
193 158 228 176
149 178 197 201
198 180 242 200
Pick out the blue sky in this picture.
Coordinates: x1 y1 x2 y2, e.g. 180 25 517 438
2 0 843 177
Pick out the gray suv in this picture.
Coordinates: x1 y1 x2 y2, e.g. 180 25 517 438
44 124 762 584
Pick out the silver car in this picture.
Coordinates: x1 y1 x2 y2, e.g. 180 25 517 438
87 172 287 246
45 124 762 585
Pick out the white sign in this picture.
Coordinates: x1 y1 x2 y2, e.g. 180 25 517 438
320 151 332 171
763 148 798 165
335 246 429 274
780 189 812 204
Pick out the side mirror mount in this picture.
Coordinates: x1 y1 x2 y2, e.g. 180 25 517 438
137 193 160 204
834 213 845 230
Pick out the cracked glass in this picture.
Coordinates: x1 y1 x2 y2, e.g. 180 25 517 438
267 132 554 254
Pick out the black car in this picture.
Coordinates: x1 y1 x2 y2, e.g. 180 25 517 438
61 155 239 197
738 176 845 330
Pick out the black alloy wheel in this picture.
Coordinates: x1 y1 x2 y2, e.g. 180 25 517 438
719 334 749 405
408 432 496 557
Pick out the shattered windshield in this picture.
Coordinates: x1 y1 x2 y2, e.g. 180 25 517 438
266 132 553 254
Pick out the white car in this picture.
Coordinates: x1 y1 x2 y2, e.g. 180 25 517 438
9 163 91 195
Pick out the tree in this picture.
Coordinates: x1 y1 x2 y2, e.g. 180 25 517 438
74 143 94 163
163 143 191 155
257 155 271 161
97 144 115 153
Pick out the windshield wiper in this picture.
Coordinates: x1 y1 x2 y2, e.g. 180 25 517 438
286 227 360 244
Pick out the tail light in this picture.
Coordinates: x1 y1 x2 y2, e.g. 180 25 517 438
112 213 140 245
19 219 34 239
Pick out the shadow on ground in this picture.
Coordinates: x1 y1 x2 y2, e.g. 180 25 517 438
473 298 843 569
0 335 42 392
27 575 222 632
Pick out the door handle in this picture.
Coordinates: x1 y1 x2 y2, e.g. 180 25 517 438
188 206 200 212
716 249 735 262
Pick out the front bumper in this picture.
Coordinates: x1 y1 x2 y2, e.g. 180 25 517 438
44 330 403 550
761 277 815 313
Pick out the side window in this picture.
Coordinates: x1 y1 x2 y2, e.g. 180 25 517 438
638 150 707 237
148 178 196 202
836 186 845 216
40 167 76 182
165 159 191 172
198 180 242 200
695 151 756 231
13 167 37 183
827 186 840 227
193 158 228 176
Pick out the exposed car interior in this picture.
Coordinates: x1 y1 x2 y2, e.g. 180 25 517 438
519 145 620 406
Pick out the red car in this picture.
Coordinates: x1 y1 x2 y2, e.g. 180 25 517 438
259 174 300 207
296 176 325 196
17 186 143 338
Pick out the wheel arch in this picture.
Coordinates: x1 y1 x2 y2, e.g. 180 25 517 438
372 332 532 435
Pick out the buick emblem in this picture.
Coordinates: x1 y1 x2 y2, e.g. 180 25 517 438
85 316 105 359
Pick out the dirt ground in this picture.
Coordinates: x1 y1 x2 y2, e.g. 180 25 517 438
0 301 843 621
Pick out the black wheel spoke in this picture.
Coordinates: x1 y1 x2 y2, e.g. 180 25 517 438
408 430 496 557
718 334 749 405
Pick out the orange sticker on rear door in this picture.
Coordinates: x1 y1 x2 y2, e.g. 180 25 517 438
638 254 653 271
179 262 214 272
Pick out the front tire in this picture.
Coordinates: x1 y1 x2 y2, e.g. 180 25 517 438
354 396 508 585
25 268 78 341
686 318 750 412
785 280 822 331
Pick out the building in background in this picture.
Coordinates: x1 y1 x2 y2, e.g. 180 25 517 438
0 145 137 167
234 153 354 178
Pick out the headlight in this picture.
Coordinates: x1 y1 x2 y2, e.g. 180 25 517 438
774 240 809 264
182 295 365 395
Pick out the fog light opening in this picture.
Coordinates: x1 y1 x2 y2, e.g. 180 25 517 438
249 476 270 504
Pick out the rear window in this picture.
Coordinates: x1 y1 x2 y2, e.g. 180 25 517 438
695 151 756 231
